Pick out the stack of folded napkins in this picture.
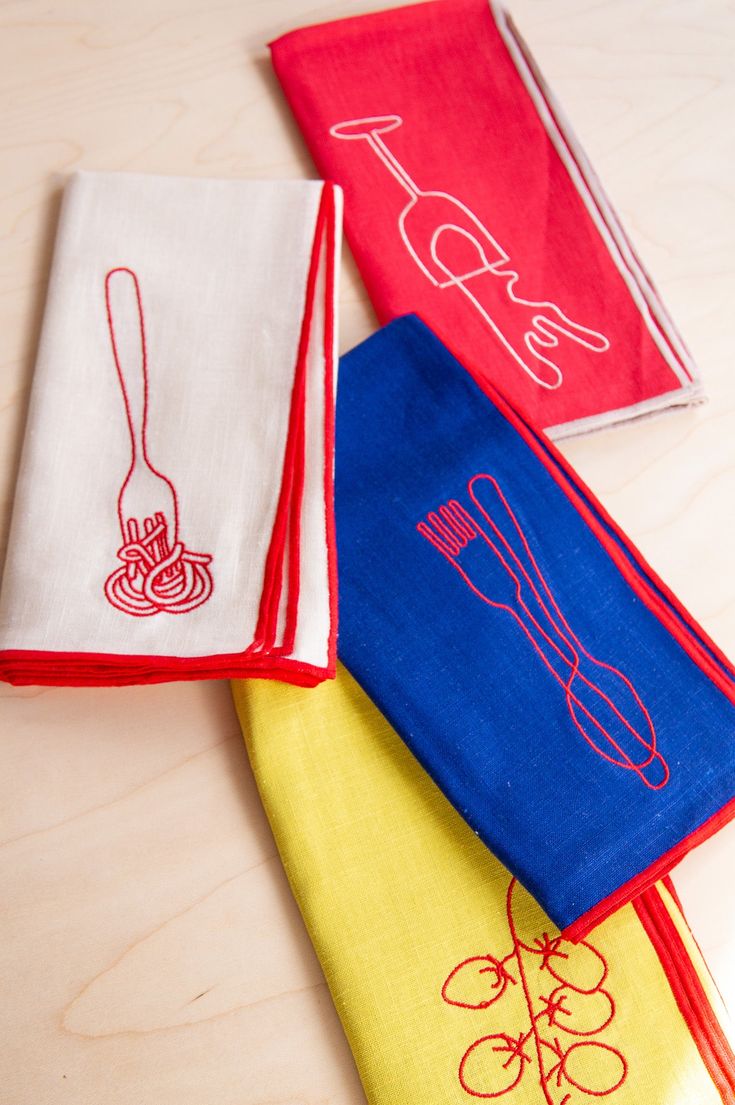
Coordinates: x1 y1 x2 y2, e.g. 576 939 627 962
0 172 341 686
3 3 735 1104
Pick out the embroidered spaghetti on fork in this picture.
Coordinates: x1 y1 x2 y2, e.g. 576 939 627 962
103 267 213 617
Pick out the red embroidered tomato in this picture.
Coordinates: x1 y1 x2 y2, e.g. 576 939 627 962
442 955 515 1009
554 1040 627 1096
538 984 615 1037
537 937 608 995
458 1032 531 1098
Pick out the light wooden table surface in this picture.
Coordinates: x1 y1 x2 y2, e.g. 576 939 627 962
1 1 734 1102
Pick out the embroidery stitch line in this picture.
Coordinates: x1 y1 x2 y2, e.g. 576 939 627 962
103 267 213 617
442 878 627 1102
417 473 668 789
330 114 609 390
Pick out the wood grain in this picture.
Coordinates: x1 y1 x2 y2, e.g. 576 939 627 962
1 1 734 1101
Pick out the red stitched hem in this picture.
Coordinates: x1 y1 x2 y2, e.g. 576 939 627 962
662 875 732 1016
0 648 337 688
321 185 340 672
0 183 339 690
250 182 333 656
634 885 735 1103
661 873 685 913
530 431 734 688
561 792 735 943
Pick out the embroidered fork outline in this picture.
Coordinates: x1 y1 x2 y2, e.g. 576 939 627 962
103 267 213 617
417 474 669 789
466 475 663 781
442 877 627 1102
330 114 610 390
418 487 665 786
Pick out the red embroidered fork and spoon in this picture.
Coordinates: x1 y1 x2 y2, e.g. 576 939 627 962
418 476 668 791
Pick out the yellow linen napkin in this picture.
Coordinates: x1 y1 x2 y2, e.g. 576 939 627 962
233 666 734 1105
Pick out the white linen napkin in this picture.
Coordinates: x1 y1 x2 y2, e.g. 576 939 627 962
0 171 342 686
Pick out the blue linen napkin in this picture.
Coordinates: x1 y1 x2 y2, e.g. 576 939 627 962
335 314 735 937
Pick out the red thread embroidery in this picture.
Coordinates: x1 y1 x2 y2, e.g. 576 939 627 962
442 878 627 1102
417 473 669 789
103 268 213 617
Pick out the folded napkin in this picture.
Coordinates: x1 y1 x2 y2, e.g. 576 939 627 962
334 315 735 938
271 0 703 439
0 171 341 687
234 666 735 1105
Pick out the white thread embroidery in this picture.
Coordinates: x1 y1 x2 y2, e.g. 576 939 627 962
330 115 610 390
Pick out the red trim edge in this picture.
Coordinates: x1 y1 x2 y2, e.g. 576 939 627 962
250 184 334 657
321 184 339 673
562 792 735 943
634 885 735 1103
0 647 336 688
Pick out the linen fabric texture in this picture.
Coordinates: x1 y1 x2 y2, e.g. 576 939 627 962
334 315 735 938
0 171 341 687
270 0 702 439
233 666 735 1105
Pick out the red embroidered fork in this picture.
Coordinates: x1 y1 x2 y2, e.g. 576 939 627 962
418 489 668 788
103 267 212 617
105 268 179 559
466 475 668 788
418 499 587 694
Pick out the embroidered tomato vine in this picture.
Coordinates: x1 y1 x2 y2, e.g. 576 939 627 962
441 878 627 1103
